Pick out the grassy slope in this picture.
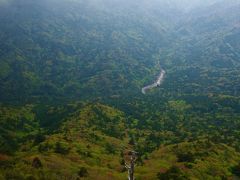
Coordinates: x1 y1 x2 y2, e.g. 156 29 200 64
1 103 240 179
136 141 240 179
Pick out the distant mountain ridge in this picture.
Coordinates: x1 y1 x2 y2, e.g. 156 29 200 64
0 0 240 103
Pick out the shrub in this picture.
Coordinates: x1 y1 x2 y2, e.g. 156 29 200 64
177 152 195 163
157 165 189 180
54 142 70 154
32 157 42 169
232 163 240 177
78 167 88 177
105 142 116 154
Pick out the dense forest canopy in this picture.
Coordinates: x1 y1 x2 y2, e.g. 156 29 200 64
0 0 240 179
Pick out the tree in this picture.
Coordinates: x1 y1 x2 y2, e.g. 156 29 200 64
125 151 138 180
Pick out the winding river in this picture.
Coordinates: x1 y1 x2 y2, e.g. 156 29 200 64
141 69 166 94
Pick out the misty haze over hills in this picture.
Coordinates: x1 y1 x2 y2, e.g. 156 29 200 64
0 0 239 102
0 0 240 179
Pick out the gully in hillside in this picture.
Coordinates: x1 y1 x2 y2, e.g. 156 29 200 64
142 69 166 94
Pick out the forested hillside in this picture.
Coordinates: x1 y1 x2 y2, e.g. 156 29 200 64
0 0 240 179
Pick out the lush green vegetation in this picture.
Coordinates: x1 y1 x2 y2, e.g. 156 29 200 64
1 103 240 179
0 0 240 179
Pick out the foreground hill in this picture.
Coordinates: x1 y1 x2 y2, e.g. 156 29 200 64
1 103 240 179
0 103 129 179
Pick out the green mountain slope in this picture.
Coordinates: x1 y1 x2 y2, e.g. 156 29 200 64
1 0 240 179
0 0 175 103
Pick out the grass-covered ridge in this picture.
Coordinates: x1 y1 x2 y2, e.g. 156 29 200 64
1 103 240 179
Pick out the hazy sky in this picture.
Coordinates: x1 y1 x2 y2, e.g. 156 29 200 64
1 0 239 12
